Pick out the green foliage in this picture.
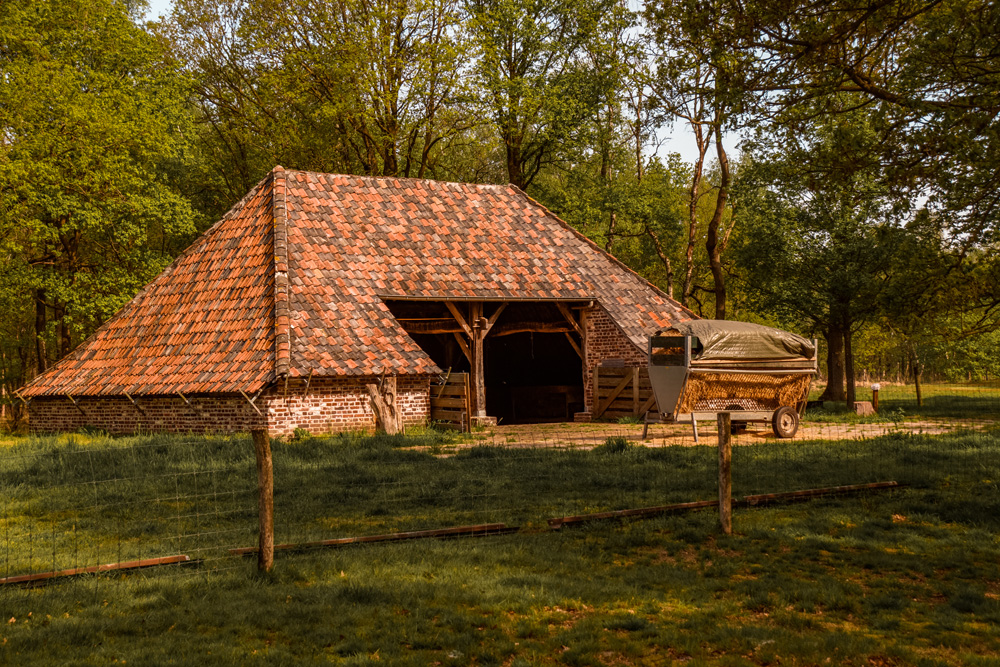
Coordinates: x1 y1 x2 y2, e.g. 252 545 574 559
0 0 196 394
595 435 633 453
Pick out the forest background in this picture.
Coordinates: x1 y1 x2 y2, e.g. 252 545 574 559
2 0 999 417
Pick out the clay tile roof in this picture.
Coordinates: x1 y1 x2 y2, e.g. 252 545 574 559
23 168 693 397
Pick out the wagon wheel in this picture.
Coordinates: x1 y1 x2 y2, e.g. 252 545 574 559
726 404 747 434
772 406 799 438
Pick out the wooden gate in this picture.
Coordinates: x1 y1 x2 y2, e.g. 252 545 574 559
430 373 471 431
593 366 658 420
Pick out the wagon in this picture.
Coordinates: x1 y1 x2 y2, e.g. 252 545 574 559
647 321 818 441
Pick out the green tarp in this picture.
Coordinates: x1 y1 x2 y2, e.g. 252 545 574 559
671 320 815 362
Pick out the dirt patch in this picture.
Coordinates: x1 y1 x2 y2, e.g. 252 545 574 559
461 416 996 450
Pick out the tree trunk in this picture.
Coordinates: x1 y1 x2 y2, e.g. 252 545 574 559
55 301 71 358
909 343 924 407
682 125 708 308
505 132 526 190
34 288 48 373
818 325 846 402
366 375 400 434
844 322 856 411
646 227 675 299
706 131 730 320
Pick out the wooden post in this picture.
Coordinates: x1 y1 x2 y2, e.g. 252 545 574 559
470 302 486 419
632 368 640 416
251 429 274 573
717 412 732 535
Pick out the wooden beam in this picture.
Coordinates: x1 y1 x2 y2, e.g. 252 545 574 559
485 302 508 331
491 322 574 337
555 302 584 337
633 369 640 415
452 332 472 363
444 301 472 337
177 392 192 407
229 523 515 556
399 321 466 334
470 302 486 418
240 390 263 416
124 392 144 414
564 332 583 360
66 394 86 415
638 392 657 417
595 368 635 418
0 555 192 586
548 500 717 529
304 368 314 398
435 368 452 399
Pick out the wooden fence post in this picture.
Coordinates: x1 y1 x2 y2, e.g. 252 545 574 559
717 412 732 535
251 429 274 572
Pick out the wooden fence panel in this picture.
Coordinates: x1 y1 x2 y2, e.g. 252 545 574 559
430 373 470 431
593 366 658 420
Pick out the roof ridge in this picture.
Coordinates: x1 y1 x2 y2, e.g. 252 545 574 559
282 168 509 191
21 176 275 396
272 166 290 379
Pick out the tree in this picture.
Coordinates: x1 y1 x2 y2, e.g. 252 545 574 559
730 0 1000 251
464 0 611 189
0 0 196 390
167 0 475 213
645 0 751 318
732 105 909 406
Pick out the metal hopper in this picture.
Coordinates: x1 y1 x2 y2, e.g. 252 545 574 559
647 321 818 440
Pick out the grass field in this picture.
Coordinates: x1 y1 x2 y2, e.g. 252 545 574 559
808 381 1000 421
1 426 999 664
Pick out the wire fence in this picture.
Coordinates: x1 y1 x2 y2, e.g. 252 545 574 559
2 379 999 591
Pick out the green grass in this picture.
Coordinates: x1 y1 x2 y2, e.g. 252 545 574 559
2 429 1000 664
809 381 1000 420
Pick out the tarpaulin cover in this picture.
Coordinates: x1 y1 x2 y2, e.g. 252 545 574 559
671 320 816 361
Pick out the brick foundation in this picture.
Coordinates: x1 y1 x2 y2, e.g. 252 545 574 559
265 376 430 436
27 394 268 435
28 375 433 437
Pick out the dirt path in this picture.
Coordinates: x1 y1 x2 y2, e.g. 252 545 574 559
462 417 997 450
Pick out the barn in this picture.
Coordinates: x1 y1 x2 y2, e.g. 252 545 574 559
21 167 693 435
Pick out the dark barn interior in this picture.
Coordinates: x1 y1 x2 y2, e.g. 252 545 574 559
384 299 585 423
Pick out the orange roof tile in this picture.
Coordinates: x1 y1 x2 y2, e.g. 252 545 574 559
23 168 693 397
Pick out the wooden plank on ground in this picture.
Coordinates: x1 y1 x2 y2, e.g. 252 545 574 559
0 555 192 586
740 481 901 507
548 500 718 528
548 482 902 530
229 523 518 556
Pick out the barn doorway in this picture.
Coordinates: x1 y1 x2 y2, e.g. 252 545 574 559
383 299 586 424
484 332 583 423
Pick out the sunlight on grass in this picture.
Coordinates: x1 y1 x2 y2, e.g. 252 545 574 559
1 428 999 664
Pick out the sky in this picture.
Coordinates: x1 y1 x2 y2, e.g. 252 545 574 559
141 0 739 168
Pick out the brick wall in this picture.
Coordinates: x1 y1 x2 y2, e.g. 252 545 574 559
264 375 430 436
28 375 432 436
28 394 266 435
582 305 648 413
